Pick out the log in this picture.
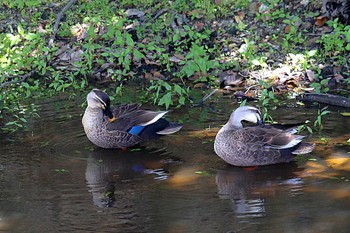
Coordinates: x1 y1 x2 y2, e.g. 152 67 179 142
297 93 350 108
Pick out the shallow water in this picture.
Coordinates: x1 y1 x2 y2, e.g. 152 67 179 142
1 92 350 233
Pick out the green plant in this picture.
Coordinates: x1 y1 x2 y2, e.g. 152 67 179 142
238 38 255 61
147 80 189 109
287 50 317 71
298 120 314 134
316 19 350 65
314 107 330 132
309 78 330 93
258 80 280 122
180 43 219 78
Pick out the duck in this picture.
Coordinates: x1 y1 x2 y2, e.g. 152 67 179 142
82 89 182 149
214 106 314 166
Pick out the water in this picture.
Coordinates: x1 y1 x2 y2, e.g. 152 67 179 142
0 93 350 233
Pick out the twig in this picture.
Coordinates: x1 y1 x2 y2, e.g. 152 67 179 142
191 89 218 108
48 0 78 49
0 71 36 88
1 0 77 88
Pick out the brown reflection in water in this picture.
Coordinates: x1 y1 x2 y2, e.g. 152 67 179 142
216 163 303 200
168 166 202 188
85 147 178 207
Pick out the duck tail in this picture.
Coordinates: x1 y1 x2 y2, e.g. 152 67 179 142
292 142 315 155
139 119 182 141
156 123 183 135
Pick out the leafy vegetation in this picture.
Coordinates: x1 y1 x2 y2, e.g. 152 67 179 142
0 0 349 132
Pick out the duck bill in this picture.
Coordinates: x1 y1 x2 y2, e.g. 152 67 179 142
103 107 116 123
108 115 117 123
257 119 264 126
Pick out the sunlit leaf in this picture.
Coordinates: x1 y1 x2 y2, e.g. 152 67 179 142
17 24 24 35
340 112 350 117
307 49 317 57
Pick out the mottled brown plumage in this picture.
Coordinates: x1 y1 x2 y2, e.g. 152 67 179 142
214 106 314 166
82 89 182 149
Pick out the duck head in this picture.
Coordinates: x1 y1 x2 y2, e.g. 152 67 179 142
229 106 263 128
86 89 116 122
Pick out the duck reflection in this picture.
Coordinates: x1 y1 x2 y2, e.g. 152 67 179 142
215 163 303 218
85 147 178 207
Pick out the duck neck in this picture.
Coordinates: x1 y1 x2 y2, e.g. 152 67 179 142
227 113 243 129
82 107 104 131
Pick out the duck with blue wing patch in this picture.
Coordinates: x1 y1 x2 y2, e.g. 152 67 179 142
82 89 182 149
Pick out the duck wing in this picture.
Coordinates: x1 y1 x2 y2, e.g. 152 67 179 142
106 109 168 132
112 103 141 117
240 126 303 150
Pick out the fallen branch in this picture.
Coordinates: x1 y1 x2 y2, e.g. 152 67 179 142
191 89 218 108
297 93 350 108
0 71 36 88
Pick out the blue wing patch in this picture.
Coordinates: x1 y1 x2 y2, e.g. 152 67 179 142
128 125 145 135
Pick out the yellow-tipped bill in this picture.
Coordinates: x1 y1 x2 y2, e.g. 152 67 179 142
109 115 117 123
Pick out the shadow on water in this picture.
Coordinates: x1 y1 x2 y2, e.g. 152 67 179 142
0 92 350 232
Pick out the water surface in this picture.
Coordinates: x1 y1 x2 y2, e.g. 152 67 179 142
1 93 350 233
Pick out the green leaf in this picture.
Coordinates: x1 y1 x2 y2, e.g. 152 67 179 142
307 49 317 56
17 24 24 35
21 82 30 89
158 92 173 109
133 49 144 59
340 112 350 117
162 82 172 91
173 84 183 95
5 121 16 126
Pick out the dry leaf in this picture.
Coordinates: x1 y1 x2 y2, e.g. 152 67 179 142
315 16 328 26
169 56 183 63
152 71 163 78
334 73 344 82
234 12 245 24
305 69 316 82
237 11 245 20
284 25 291 33
195 22 204 28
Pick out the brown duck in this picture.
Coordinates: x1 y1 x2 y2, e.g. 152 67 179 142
82 89 182 148
214 106 314 166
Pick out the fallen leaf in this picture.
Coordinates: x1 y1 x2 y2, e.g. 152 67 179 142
169 56 183 63
152 71 164 79
194 22 204 28
305 69 316 82
234 15 242 24
237 11 245 20
284 25 291 33
315 16 328 27
334 73 344 82
125 9 145 18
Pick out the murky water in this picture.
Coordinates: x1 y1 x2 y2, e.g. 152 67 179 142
1 92 350 233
